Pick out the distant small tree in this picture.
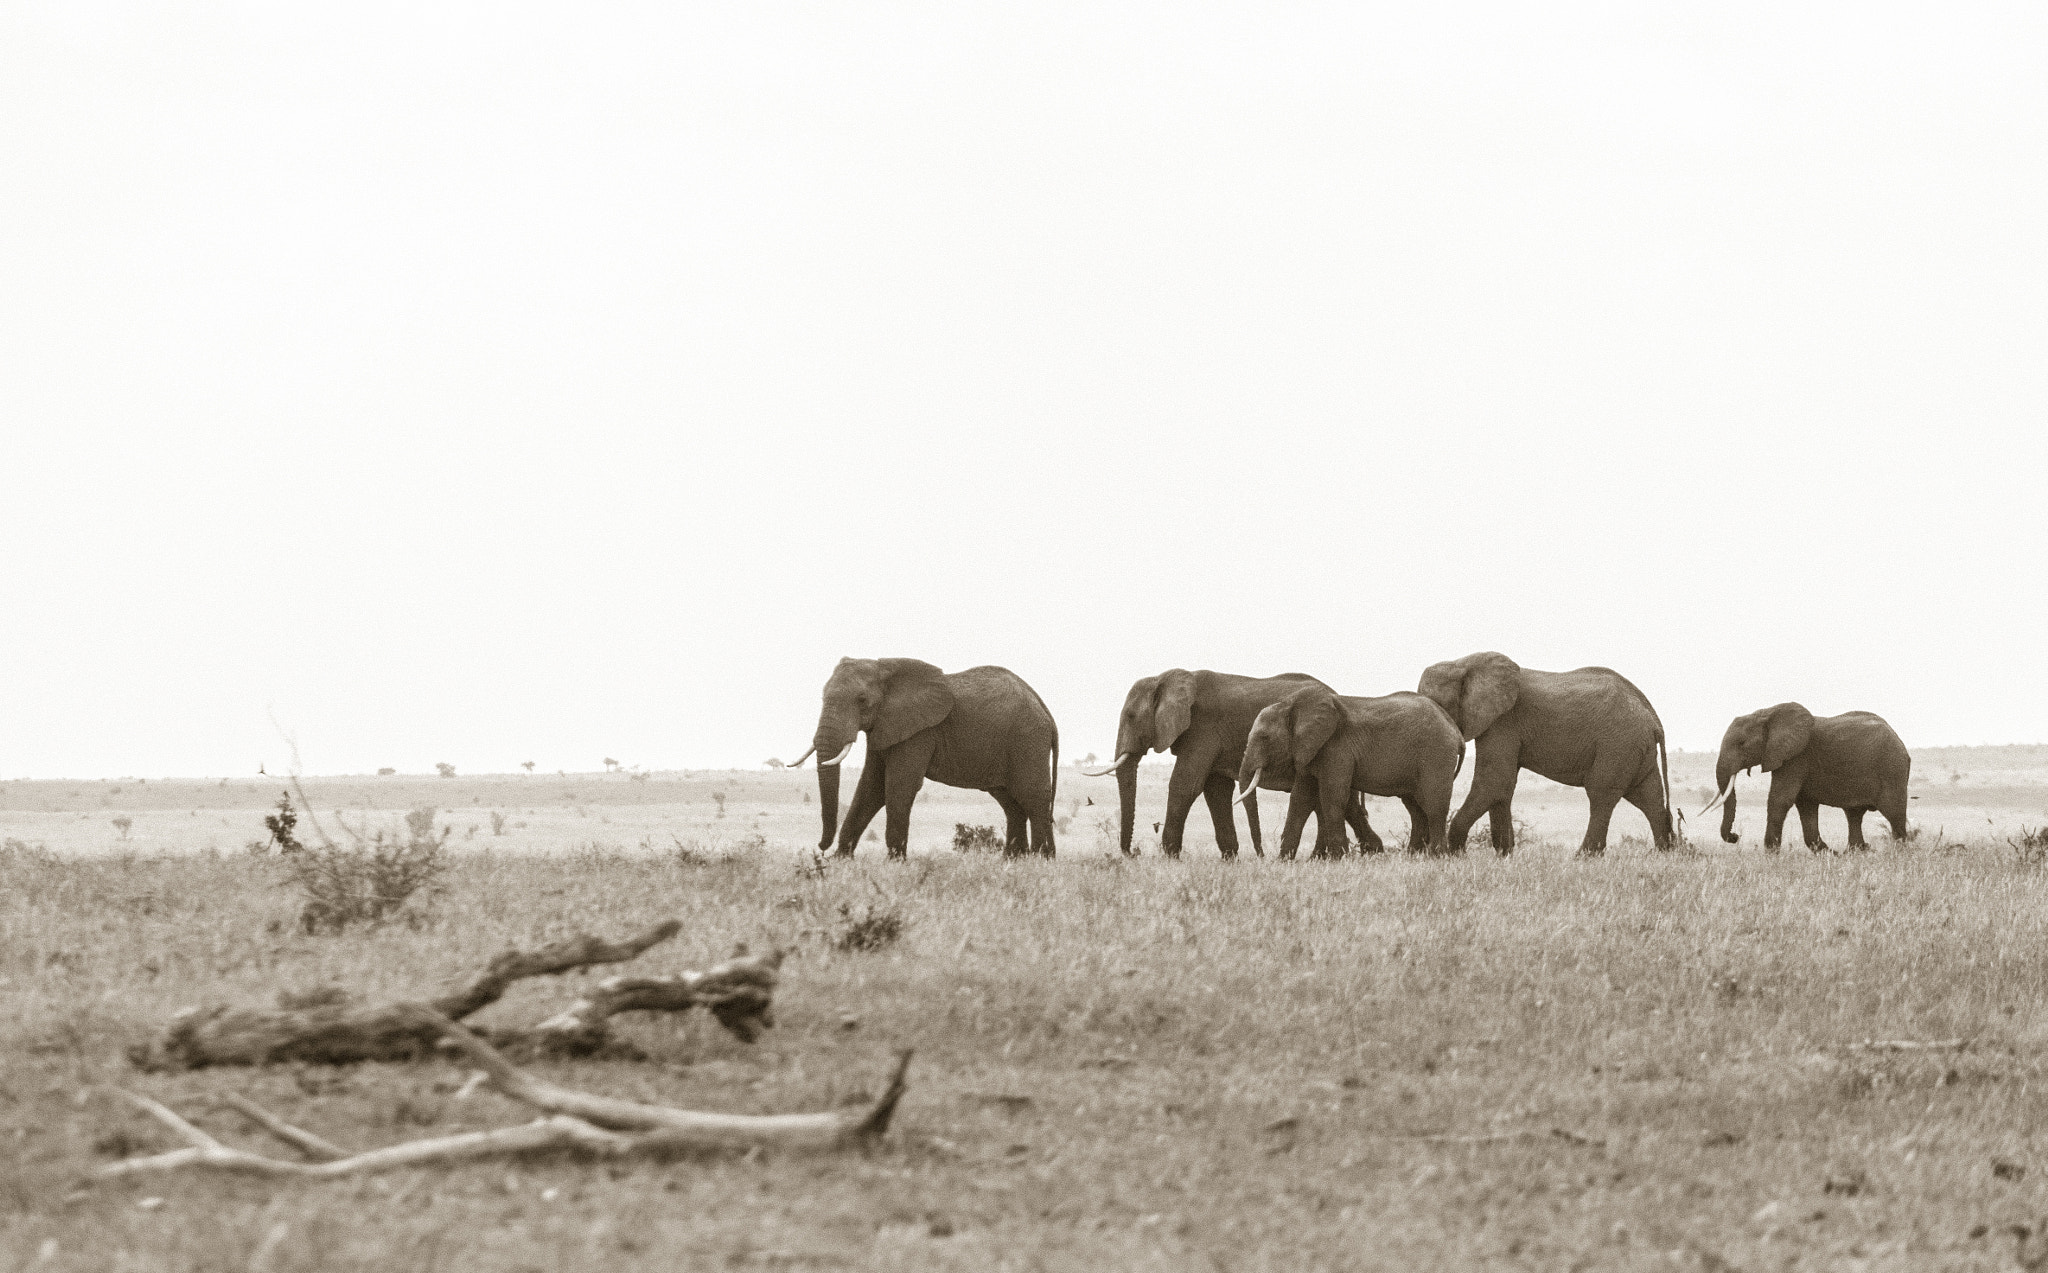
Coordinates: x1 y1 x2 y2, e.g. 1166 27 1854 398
377 767 396 777
435 762 456 779
263 791 303 854
712 792 727 819
521 761 535 774
603 757 620 773
764 758 785 770
111 816 133 840
1078 752 1098 768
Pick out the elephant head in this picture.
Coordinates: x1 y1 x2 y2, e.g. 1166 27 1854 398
1234 686 1344 800
1417 652 1521 743
1083 670 1197 854
1704 702 1813 843
799 657 955 849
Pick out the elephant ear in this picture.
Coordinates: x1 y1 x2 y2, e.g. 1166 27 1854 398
1151 668 1196 752
869 658 955 750
1456 652 1521 742
1289 688 1344 773
1762 702 1814 772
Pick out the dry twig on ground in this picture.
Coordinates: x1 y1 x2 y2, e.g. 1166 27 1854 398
95 1011 910 1181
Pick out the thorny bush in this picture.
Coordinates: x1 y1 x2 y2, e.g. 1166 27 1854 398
953 823 1002 853
832 898 907 952
283 801 449 933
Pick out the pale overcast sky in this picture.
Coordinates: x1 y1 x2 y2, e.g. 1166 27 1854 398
3 4 2044 778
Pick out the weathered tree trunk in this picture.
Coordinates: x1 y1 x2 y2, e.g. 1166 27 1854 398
131 922 780 1069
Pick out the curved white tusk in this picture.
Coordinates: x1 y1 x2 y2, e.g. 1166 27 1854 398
1697 776 1736 818
784 747 816 768
818 741 856 768
1233 770 1263 804
1077 752 1133 777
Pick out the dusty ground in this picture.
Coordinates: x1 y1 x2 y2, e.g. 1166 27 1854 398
5 750 2048 1270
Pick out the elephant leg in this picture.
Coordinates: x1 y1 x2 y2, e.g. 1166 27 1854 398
881 740 933 860
1027 785 1056 858
1346 794 1382 855
1421 791 1452 855
836 756 888 856
1576 786 1624 857
1762 779 1795 853
1278 779 1314 861
1881 795 1909 842
1202 775 1243 861
1797 797 1827 852
1844 807 1871 851
991 791 1029 856
1623 772 1672 852
1486 804 1515 856
1312 776 1351 860
1401 797 1428 853
1450 747 1518 854
1242 786 1264 858
1160 761 1206 860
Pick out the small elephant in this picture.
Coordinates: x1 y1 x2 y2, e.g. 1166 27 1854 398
1418 652 1675 856
1085 669 1372 858
791 658 1059 858
1236 685 1464 857
1702 703 1909 852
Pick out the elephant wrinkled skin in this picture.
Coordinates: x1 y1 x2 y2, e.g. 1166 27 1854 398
1418 652 1675 856
1237 685 1464 858
1095 669 1371 859
800 658 1059 859
1705 703 1909 852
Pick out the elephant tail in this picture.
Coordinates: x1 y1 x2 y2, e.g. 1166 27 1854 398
1658 734 1680 827
1454 739 1466 781
1016 674 1058 809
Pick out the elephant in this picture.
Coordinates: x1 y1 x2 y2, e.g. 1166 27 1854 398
1700 703 1909 851
1233 685 1464 858
1083 669 1375 858
788 658 1059 858
1417 652 1675 856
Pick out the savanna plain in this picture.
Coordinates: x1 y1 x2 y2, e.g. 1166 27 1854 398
6 749 2048 1271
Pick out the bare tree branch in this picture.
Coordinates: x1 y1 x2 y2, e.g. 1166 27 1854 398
217 1093 352 1161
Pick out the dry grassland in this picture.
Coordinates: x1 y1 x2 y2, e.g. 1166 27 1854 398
4 750 2048 1271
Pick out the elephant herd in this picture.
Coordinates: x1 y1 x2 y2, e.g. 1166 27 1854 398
789 654 1913 861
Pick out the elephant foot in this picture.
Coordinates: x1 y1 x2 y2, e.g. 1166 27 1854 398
1573 847 1603 859
1763 842 1781 854
1807 841 1832 854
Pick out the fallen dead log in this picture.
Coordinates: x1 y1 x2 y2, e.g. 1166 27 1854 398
131 922 782 1069
95 1014 911 1180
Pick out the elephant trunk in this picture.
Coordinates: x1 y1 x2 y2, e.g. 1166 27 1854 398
816 760 841 850
812 713 858 851
1713 754 1740 844
1116 753 1138 856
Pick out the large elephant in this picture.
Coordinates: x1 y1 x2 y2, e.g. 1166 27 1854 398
1417 652 1674 856
1233 685 1464 858
1701 703 1909 851
789 658 1058 858
1085 669 1373 858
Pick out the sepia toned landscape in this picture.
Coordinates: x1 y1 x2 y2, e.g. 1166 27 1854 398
7 750 2048 1270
